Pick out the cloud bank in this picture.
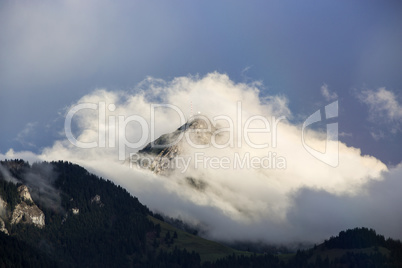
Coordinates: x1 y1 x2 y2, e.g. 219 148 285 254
2 73 399 244
320 84 338 101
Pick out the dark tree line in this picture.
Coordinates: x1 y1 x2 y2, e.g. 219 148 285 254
1 160 402 267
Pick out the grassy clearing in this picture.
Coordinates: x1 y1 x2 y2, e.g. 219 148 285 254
148 215 253 262
277 253 296 262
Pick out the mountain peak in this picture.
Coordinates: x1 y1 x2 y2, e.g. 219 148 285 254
139 115 216 155
133 115 217 174
177 115 215 132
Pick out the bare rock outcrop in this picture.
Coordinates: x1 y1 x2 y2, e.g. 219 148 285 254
91 195 104 207
0 218 8 235
9 185 45 228
134 116 219 175
17 185 33 202
11 202 45 228
0 195 7 213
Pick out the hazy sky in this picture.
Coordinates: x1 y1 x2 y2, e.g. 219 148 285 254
1 1 402 244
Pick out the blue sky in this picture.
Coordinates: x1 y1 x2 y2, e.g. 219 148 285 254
1 0 401 165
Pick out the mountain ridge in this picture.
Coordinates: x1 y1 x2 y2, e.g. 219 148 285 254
1 159 402 267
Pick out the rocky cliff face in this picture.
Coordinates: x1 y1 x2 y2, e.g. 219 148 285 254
0 195 7 213
135 116 219 175
0 218 8 235
11 201 45 228
0 196 8 234
11 185 45 228
0 185 45 233
18 185 33 202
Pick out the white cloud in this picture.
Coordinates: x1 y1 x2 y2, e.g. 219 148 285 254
0 149 41 164
370 131 385 141
2 73 395 244
320 84 338 101
339 132 352 138
358 87 402 135
15 122 38 148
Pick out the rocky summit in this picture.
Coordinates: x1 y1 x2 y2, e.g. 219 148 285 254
133 115 219 174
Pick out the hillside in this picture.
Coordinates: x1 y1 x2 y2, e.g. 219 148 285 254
292 228 402 268
1 159 402 267
148 215 253 263
0 159 252 267
0 160 197 267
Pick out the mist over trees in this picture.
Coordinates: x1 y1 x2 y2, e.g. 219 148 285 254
1 160 402 267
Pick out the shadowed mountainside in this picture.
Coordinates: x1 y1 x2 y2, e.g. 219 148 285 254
0 159 402 267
